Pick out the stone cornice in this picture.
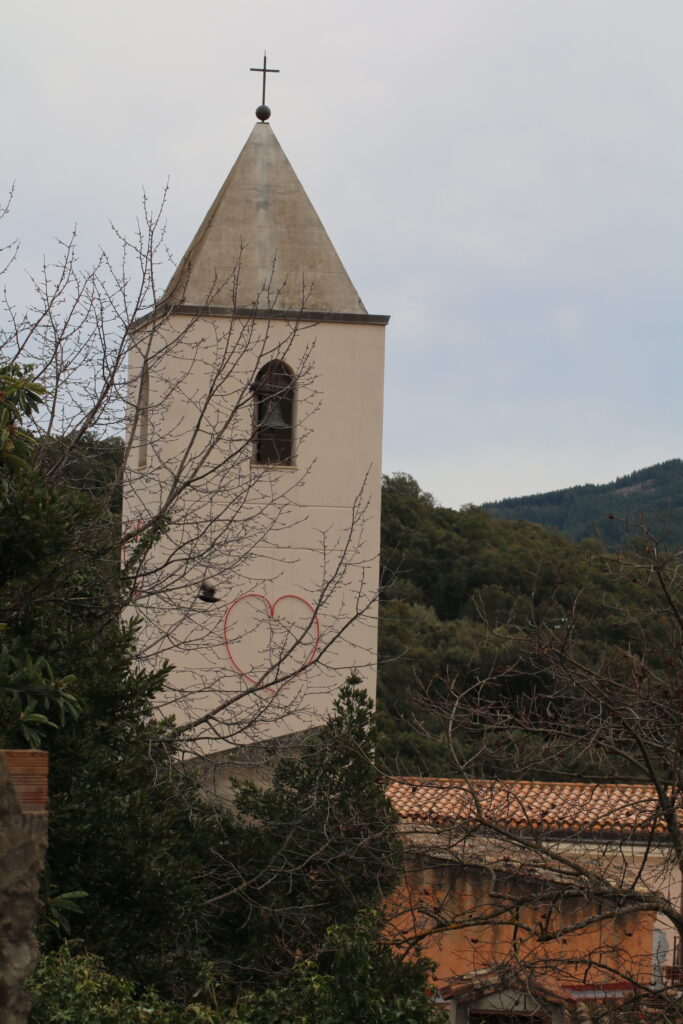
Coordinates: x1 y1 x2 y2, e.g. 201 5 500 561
130 303 390 332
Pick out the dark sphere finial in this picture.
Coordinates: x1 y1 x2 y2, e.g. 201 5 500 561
256 104 271 122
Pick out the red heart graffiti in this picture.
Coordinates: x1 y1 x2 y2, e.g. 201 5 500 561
223 593 320 685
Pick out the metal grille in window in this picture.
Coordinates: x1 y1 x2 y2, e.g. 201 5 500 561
252 361 294 466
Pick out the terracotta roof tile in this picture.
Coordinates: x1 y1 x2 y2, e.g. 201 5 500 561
387 777 671 838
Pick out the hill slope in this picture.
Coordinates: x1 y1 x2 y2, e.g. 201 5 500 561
482 459 683 546
377 473 637 775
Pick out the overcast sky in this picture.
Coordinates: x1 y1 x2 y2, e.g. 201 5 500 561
2 0 682 508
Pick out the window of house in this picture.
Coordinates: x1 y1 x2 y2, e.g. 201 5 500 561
252 361 295 466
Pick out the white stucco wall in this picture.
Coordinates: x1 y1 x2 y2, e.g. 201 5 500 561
123 310 385 750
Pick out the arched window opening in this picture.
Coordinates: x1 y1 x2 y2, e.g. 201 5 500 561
137 361 150 469
252 361 295 466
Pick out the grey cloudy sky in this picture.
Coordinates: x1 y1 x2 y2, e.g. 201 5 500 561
2 0 682 508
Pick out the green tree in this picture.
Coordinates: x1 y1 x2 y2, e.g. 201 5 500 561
377 472 652 776
229 912 442 1024
0 363 44 472
26 683 441 1022
29 946 223 1024
0 366 225 999
30 916 442 1024
211 681 404 989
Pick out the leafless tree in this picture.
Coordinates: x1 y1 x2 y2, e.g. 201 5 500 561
382 521 683 1020
1 191 381 758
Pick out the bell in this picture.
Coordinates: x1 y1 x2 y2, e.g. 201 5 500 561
260 398 289 431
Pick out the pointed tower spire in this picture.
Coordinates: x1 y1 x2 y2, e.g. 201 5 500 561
126 109 387 754
163 123 368 316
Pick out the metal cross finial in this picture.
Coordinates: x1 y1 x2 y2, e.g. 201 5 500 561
250 52 280 121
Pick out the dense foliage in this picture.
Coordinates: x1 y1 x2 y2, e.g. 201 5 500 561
483 458 683 546
228 912 442 1024
29 946 222 1024
24 683 440 1021
376 472 656 775
31 916 442 1024
213 682 403 990
0 366 437 1021
0 398 222 997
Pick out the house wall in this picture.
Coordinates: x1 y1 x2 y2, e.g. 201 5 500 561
388 857 657 990
558 839 682 980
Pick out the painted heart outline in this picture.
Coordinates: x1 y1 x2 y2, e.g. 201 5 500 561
223 592 321 686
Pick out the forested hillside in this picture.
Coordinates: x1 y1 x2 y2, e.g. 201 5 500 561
376 473 660 775
482 458 683 546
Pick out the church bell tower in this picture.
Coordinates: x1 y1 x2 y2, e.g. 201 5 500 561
123 79 388 753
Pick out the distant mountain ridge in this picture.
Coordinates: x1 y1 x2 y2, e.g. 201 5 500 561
483 459 683 547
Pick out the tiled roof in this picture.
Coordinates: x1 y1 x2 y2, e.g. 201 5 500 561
387 777 670 838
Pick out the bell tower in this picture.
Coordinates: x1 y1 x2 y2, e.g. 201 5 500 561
123 89 388 753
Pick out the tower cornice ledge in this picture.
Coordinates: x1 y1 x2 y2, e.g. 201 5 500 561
130 303 390 332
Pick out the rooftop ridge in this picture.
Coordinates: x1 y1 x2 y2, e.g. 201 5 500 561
387 776 674 837
391 776 659 792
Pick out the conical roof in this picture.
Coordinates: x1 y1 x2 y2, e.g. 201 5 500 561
163 123 367 315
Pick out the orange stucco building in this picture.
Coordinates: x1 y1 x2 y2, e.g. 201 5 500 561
386 778 679 1021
